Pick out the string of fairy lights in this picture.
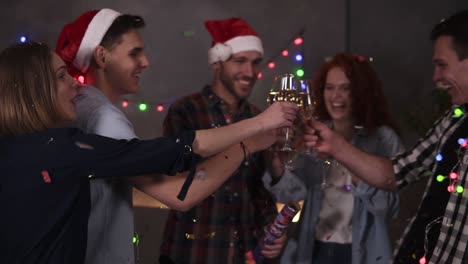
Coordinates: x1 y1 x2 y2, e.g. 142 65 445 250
15 31 466 263
17 30 306 113
257 28 306 80
115 30 306 113
418 107 465 264
17 30 305 113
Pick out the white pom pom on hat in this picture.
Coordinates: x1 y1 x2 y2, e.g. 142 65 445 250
205 17 263 64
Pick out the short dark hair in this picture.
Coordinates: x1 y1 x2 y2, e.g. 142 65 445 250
100 14 146 49
430 10 468 60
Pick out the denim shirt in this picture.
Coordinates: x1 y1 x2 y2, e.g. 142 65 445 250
263 125 403 264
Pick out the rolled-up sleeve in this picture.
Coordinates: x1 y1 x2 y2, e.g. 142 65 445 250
354 126 403 218
263 169 308 203
393 109 454 189
74 131 200 179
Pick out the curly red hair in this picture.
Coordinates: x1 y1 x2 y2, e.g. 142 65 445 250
311 53 399 135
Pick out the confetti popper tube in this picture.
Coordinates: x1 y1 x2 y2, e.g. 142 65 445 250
251 201 301 263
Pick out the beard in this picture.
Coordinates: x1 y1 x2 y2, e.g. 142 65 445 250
219 63 255 101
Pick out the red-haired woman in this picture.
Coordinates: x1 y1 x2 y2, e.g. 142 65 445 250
264 53 403 263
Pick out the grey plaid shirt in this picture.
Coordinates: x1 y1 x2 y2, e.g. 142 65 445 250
394 105 468 264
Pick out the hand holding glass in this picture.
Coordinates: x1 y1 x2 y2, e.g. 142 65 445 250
267 74 300 152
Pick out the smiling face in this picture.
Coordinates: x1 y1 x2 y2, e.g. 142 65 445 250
432 35 468 105
323 67 353 123
51 52 81 123
217 50 263 101
103 30 149 97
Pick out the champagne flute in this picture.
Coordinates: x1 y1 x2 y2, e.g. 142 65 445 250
297 80 315 154
268 74 299 152
267 74 300 170
297 80 331 188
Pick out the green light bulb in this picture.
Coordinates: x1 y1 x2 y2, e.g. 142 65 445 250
296 69 305 77
454 108 463 118
456 185 464 193
139 103 148 112
436 175 445 182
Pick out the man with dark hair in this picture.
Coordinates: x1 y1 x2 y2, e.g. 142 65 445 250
431 10 468 61
304 10 468 264
56 10 297 264
159 17 286 264
56 9 149 264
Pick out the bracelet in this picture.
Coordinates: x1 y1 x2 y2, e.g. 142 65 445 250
240 141 250 166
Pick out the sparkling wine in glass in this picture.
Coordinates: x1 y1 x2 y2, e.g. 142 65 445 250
297 80 315 154
298 80 315 121
267 74 300 152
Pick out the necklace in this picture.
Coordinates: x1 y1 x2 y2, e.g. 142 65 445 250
321 160 353 207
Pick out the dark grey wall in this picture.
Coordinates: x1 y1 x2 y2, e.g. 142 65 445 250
2 1 468 263
5 1 464 141
350 1 467 142
1 0 348 139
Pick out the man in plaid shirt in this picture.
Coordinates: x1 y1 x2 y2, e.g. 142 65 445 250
159 18 286 264
304 10 468 264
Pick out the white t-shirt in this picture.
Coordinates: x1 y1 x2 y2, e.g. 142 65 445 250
72 86 137 264
315 160 354 244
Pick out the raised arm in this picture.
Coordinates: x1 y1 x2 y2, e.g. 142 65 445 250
129 130 276 211
192 102 298 157
304 118 396 191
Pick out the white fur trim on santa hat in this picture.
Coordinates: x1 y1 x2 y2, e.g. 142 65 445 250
74 8 121 72
207 35 263 64
208 43 232 64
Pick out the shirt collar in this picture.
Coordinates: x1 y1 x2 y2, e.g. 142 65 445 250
201 85 250 114
80 85 112 104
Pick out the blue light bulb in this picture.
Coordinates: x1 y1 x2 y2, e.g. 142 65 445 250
295 54 303 62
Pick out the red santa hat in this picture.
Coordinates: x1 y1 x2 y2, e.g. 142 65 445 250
55 8 121 76
205 17 264 64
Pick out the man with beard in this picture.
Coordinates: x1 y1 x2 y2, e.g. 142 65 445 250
159 18 286 264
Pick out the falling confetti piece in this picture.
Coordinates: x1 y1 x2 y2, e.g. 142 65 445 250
41 170 51 183
183 30 196 37
196 169 206 180
75 141 94 150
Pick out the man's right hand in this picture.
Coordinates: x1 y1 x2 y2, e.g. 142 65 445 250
304 118 344 158
256 102 298 131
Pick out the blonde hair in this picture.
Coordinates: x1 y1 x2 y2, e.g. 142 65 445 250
0 42 63 136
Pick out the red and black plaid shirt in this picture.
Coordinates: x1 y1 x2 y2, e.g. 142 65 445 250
160 86 277 264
